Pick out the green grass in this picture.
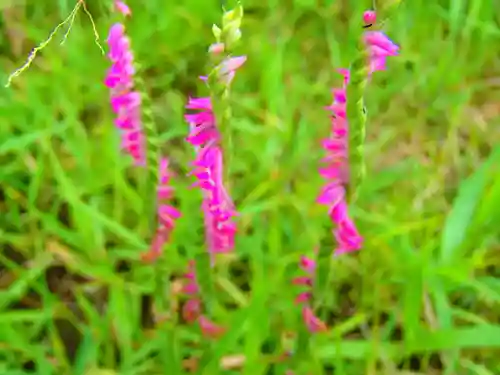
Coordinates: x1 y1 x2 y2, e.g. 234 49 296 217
1 0 500 374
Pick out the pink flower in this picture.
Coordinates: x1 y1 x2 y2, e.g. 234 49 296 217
302 306 327 333
182 299 201 323
199 316 226 338
141 159 181 262
114 0 131 16
185 96 237 255
216 56 247 85
292 256 327 333
209 42 225 55
363 10 376 25
362 9 400 75
105 23 145 166
365 31 399 73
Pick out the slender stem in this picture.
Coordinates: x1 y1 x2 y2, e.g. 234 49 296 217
135 73 160 229
346 33 369 202
208 72 233 190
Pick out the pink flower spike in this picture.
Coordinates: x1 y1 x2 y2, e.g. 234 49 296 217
292 255 330 332
140 158 181 262
105 22 146 167
318 66 368 256
181 260 224 338
185 98 237 255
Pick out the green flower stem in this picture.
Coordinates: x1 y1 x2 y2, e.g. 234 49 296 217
135 74 169 310
314 245 333 310
208 70 233 188
207 3 243 191
135 74 160 230
195 252 216 314
346 34 369 203
346 1 404 202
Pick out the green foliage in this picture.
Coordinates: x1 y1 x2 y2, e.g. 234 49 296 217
1 0 500 373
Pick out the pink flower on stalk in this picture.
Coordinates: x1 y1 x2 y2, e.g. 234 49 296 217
318 11 398 255
185 99 236 255
105 23 146 166
292 256 327 333
141 158 181 262
318 81 363 255
184 56 245 256
181 260 225 338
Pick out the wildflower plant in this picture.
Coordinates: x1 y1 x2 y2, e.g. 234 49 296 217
104 1 180 266
185 4 246 259
7 0 500 373
103 0 399 366
302 9 399 337
4 0 410 372
178 1 247 338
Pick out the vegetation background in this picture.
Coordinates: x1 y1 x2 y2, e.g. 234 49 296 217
1 0 500 374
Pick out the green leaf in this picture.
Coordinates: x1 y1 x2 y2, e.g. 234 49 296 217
440 146 500 263
194 252 215 313
317 324 500 360
0 253 52 310
474 160 500 230
73 329 99 375
158 325 182 375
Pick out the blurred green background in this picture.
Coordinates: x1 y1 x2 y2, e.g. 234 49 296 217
1 0 500 374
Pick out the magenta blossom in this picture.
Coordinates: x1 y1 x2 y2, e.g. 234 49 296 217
318 11 399 255
364 30 400 73
292 256 327 333
105 23 145 166
216 55 247 85
185 96 237 255
142 158 181 262
114 0 131 16
363 10 376 25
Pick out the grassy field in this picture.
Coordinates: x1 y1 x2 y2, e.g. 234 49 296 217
1 0 500 374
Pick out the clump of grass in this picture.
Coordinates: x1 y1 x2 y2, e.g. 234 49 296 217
2 0 500 373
